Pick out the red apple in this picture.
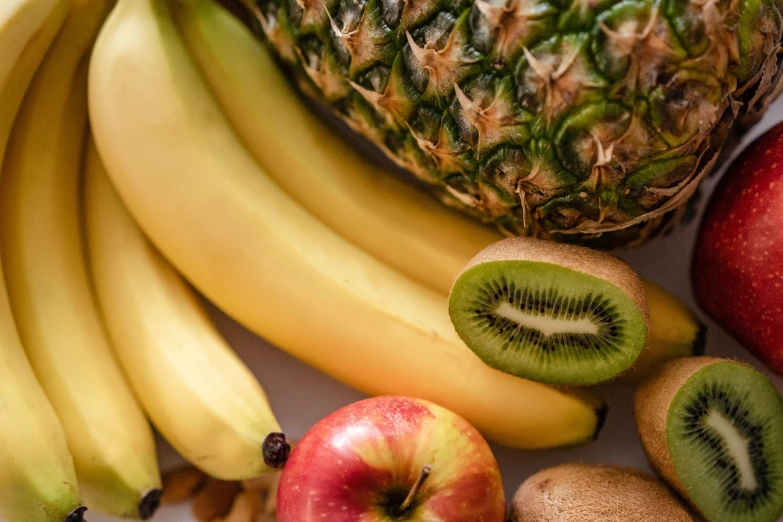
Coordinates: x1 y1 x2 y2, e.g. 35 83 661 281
692 121 783 375
276 395 506 521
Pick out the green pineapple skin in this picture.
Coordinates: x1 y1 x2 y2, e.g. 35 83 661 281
250 0 783 248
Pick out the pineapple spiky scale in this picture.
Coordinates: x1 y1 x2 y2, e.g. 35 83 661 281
251 0 783 247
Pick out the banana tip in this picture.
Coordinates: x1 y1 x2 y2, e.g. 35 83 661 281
263 432 291 469
65 506 87 522
139 488 163 520
693 322 708 356
593 402 609 440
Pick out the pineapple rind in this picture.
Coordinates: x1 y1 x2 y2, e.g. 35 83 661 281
252 0 783 247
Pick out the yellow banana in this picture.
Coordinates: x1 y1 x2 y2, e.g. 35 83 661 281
0 268 85 522
0 0 69 170
0 0 162 518
88 0 605 449
171 0 707 384
0 2 87 520
84 136 290 480
615 280 706 383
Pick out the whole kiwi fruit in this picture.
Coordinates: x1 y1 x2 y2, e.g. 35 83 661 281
509 463 694 521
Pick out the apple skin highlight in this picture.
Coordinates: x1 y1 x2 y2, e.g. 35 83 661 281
276 396 506 521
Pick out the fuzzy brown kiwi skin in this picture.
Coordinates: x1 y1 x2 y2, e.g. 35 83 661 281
454 237 651 331
634 356 746 504
509 463 694 521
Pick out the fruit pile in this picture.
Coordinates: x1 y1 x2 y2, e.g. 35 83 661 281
0 0 781 520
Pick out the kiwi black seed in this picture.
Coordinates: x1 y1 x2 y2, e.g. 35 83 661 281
448 237 649 385
509 463 694 521
635 357 783 522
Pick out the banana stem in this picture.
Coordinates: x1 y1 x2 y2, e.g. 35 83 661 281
138 489 163 520
262 432 291 469
65 506 87 522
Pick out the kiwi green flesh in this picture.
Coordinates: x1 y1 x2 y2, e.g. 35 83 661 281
448 259 647 385
667 362 783 522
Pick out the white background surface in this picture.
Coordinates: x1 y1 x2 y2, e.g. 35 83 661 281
91 94 783 522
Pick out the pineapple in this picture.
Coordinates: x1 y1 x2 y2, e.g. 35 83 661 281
247 0 783 246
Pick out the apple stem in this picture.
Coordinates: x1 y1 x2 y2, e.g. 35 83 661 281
399 464 432 513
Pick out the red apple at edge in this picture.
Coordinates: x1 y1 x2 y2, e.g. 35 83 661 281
691 121 783 375
276 395 506 521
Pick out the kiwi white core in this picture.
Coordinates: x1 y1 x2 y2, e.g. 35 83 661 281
705 411 758 491
494 302 600 336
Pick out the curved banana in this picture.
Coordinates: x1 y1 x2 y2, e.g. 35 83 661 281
0 0 69 170
0 0 162 518
171 0 707 383
0 1 89 519
88 0 605 449
0 271 85 522
84 137 290 480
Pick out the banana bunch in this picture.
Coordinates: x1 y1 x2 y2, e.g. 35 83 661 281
0 0 164 518
0 0 289 519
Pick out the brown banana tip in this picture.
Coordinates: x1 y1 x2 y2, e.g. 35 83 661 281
65 506 87 522
263 432 291 469
593 403 609 440
139 488 163 520
693 323 708 356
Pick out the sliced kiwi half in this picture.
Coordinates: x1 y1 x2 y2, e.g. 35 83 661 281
448 237 649 385
636 357 783 522
509 463 694 521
